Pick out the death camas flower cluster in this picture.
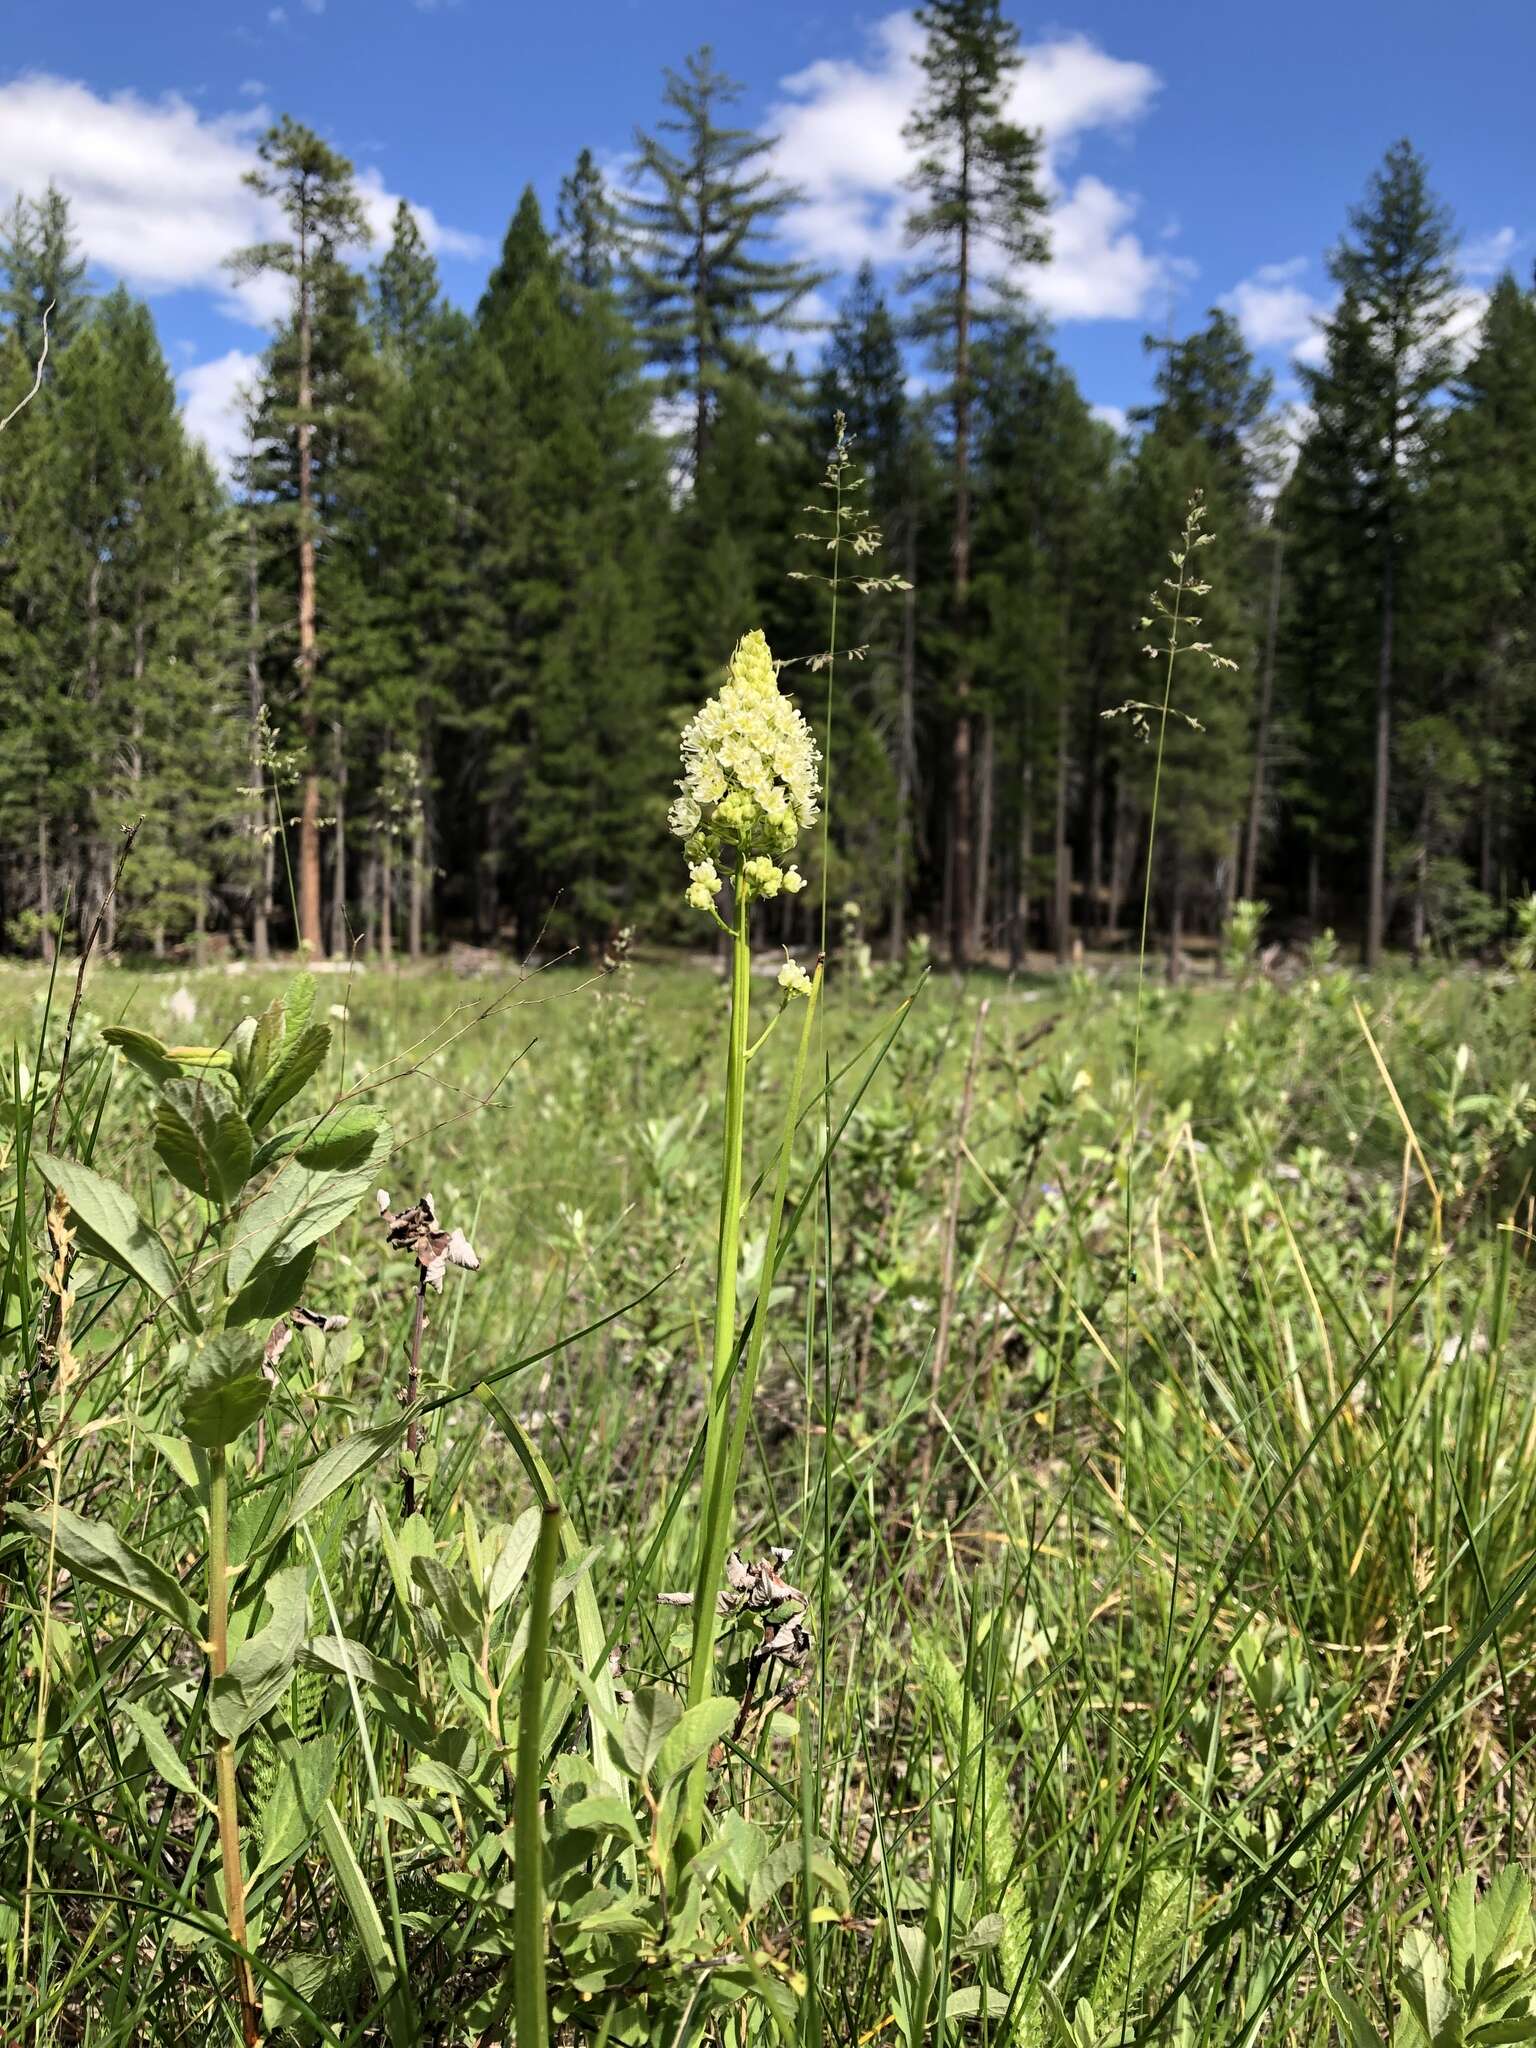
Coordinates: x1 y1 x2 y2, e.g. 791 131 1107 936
670 629 820 915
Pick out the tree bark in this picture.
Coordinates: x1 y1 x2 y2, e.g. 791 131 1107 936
1166 845 1184 985
1015 756 1035 967
1086 735 1104 940
947 140 974 968
970 711 994 959
296 212 324 955
37 809 53 963
1052 681 1071 965
247 521 270 962
891 515 917 962
1241 525 1284 902
409 803 426 960
1107 785 1131 946
1365 540 1394 969
328 724 347 958
380 806 394 966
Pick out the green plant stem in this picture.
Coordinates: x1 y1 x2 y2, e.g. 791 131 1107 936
679 963 821 1870
677 891 753 1863
208 1445 260 2047
514 1502 560 2048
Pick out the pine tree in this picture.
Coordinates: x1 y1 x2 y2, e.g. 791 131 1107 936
558 148 620 291
818 266 920 941
373 200 440 361
1295 140 1459 965
0 184 89 364
625 47 824 478
229 117 372 954
905 0 1050 963
350 205 460 956
1441 274 1536 903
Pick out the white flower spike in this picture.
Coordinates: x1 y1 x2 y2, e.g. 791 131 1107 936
672 629 820 913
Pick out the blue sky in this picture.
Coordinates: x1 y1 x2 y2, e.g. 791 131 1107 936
2 0 1531 468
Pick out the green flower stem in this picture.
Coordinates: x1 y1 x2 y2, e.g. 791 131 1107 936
514 1502 561 2048
676 886 753 1864
680 950 821 1868
207 1445 260 2046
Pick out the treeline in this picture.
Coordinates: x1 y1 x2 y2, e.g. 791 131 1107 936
1 1 1534 970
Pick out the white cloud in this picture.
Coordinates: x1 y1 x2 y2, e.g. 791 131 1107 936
1463 226 1518 277
1221 258 1326 353
178 347 261 478
0 72 485 327
769 12 1168 322
1090 401 1128 435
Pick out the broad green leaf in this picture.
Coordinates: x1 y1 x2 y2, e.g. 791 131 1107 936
563 1792 642 1844
1399 1928 1454 2043
1477 1867 1533 1979
121 1700 216 1817
273 1414 411 1549
245 1023 331 1135
294 1105 390 1173
210 1566 308 1740
618 1687 682 1783
182 1334 272 1450
226 1163 373 1298
144 1432 205 1495
945 1988 1016 2020
154 1081 252 1210
101 1025 180 1085
652 1697 736 1788
225 1243 316 1330
261 1950 347 2036
9 1503 200 1637
252 1734 337 1881
301 1633 420 1701
32 1151 196 1333
484 1506 542 1614
410 1556 481 1654
244 998 285 1101
1449 1872 1478 1992
1325 1988 1380 2048
281 972 318 1046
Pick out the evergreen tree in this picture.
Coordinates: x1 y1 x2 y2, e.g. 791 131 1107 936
1441 274 1536 903
0 185 89 364
373 200 440 360
818 267 919 939
1294 140 1459 965
230 117 372 954
558 148 620 291
625 47 824 477
905 0 1050 962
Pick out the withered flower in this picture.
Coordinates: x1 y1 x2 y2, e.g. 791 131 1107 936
375 1190 481 1293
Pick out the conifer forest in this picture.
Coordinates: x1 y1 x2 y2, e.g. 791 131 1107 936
8 6 1536 2045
